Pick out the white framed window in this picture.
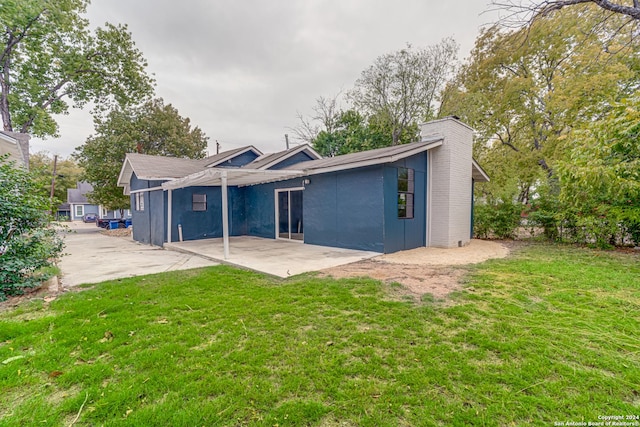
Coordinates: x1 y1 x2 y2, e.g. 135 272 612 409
193 194 207 211
135 193 145 211
75 205 84 217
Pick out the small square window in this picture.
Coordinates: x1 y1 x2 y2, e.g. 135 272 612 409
193 194 207 211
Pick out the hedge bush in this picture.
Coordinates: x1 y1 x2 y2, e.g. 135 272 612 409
0 156 64 300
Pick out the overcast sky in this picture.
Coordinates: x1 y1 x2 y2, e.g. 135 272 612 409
30 0 498 158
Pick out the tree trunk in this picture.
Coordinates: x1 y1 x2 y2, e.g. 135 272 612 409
392 128 400 146
1 50 14 132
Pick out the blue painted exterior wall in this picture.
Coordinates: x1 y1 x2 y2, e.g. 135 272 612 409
383 153 427 253
171 186 222 241
243 178 302 238
130 173 166 246
304 166 385 252
70 204 99 221
168 186 246 242
216 150 259 168
268 151 315 170
129 151 430 254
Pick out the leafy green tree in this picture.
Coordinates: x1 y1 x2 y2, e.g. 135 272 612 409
493 0 640 23
0 0 154 137
312 110 402 157
441 7 638 205
75 98 208 214
29 152 83 211
349 39 458 145
0 155 63 300
557 96 640 246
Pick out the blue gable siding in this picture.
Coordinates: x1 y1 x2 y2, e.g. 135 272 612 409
305 166 385 252
216 150 259 168
130 173 166 246
383 152 427 253
268 151 315 170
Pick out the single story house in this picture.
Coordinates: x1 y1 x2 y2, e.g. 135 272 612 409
67 182 131 221
117 117 489 254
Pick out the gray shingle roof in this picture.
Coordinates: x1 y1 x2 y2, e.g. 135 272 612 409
283 138 443 173
119 146 263 185
0 131 29 169
67 182 94 204
121 153 206 180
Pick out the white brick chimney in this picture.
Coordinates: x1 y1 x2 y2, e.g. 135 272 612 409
421 117 474 248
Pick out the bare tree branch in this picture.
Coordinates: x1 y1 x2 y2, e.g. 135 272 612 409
492 0 640 23
288 93 343 144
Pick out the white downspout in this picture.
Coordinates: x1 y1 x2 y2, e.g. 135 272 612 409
221 171 230 259
167 189 172 243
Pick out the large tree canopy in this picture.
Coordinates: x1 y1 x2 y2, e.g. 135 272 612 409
441 6 638 204
0 0 154 137
292 40 456 153
556 96 640 245
441 4 639 244
349 39 458 145
75 98 208 213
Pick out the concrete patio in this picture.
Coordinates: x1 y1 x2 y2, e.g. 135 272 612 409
164 236 379 278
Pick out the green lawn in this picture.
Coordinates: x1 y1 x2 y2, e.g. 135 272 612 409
1 244 639 426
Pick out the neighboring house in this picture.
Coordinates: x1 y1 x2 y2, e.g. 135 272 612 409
117 117 489 253
0 131 30 170
67 182 131 221
56 203 71 221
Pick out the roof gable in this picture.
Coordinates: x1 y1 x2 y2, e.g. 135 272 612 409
243 144 322 170
67 182 94 204
472 159 490 182
203 146 262 168
117 147 259 192
0 132 28 169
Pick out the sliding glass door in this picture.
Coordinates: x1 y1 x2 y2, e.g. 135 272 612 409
276 188 303 241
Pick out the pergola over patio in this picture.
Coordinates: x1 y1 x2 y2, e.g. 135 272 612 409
161 168 306 259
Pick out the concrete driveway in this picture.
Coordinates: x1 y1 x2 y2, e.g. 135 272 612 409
58 222 218 288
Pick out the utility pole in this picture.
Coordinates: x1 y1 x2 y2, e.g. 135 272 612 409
216 140 220 154
49 154 58 216
285 134 290 150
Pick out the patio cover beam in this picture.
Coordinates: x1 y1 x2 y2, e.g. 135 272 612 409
161 168 306 260
161 168 306 190
221 170 229 259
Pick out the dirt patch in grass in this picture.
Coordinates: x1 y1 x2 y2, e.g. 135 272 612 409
320 260 465 300
0 276 62 314
319 239 511 300
100 228 132 238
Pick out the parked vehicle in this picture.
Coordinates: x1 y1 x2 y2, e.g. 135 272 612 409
82 213 97 223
